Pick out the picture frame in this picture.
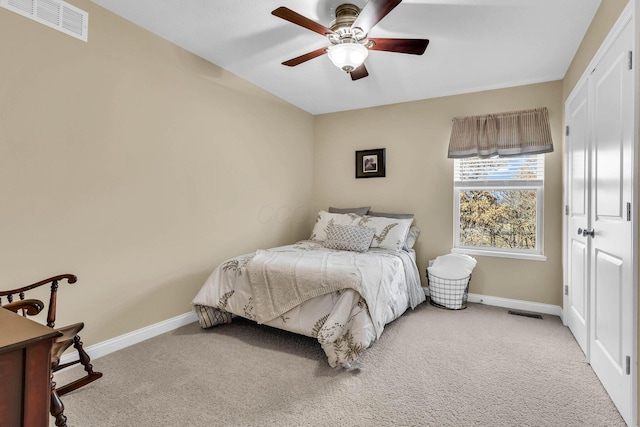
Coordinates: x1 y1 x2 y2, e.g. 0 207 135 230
355 148 386 178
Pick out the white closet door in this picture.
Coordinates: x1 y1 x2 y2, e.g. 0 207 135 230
588 19 634 424
564 80 590 356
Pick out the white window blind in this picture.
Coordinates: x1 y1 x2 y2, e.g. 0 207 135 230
454 154 544 187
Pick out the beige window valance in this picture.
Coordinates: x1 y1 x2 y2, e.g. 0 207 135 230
447 107 554 158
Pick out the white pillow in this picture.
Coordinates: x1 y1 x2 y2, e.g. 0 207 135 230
309 211 361 242
355 215 413 251
323 224 376 252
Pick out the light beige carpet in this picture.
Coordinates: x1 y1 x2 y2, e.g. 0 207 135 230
52 302 626 427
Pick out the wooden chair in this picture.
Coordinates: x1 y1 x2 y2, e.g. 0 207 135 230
1 274 102 427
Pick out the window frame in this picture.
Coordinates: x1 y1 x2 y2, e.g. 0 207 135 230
452 155 546 261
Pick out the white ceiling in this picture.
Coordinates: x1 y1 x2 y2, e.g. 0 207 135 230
90 0 602 115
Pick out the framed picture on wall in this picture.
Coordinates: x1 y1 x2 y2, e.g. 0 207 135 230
355 148 386 178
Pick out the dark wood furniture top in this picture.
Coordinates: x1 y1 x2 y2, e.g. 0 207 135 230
0 306 60 350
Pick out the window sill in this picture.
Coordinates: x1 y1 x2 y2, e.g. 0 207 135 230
452 247 547 261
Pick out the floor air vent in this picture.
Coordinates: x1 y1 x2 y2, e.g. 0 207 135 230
1 0 88 41
508 310 543 319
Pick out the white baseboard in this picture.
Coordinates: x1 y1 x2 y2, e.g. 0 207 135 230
466 293 562 317
424 286 562 316
60 311 198 366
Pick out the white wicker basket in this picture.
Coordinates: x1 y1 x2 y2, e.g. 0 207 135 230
427 272 471 310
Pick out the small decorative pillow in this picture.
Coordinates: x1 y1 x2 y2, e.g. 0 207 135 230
310 211 361 241
355 215 413 252
323 224 376 252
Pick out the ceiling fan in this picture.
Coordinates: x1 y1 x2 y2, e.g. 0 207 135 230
272 0 429 81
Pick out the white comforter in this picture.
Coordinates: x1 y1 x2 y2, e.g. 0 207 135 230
192 240 425 368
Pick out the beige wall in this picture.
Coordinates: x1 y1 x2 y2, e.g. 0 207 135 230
0 0 314 346
563 0 630 99
561 0 638 418
313 81 564 305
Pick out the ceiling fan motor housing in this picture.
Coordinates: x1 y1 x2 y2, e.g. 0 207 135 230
330 4 365 40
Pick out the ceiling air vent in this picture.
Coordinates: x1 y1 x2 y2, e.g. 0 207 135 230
1 0 88 41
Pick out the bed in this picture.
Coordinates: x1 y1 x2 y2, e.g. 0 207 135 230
192 208 425 369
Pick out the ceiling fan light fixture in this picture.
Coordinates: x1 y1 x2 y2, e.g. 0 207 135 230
327 43 368 73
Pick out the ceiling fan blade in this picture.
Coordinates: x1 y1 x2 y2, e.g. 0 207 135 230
368 38 429 55
272 7 336 37
350 64 369 81
352 0 402 35
282 46 329 67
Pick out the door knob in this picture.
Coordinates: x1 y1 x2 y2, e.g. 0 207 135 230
578 228 583 235
582 229 595 238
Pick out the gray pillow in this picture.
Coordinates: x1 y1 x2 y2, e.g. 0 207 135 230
368 211 414 219
323 224 375 252
328 206 370 216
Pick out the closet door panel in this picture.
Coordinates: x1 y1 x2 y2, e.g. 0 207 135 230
588 18 634 424
593 249 623 365
569 240 588 326
564 79 590 355
594 57 625 219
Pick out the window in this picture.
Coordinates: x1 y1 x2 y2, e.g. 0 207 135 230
453 154 545 260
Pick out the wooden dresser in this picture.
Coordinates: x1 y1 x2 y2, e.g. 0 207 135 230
0 307 61 426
